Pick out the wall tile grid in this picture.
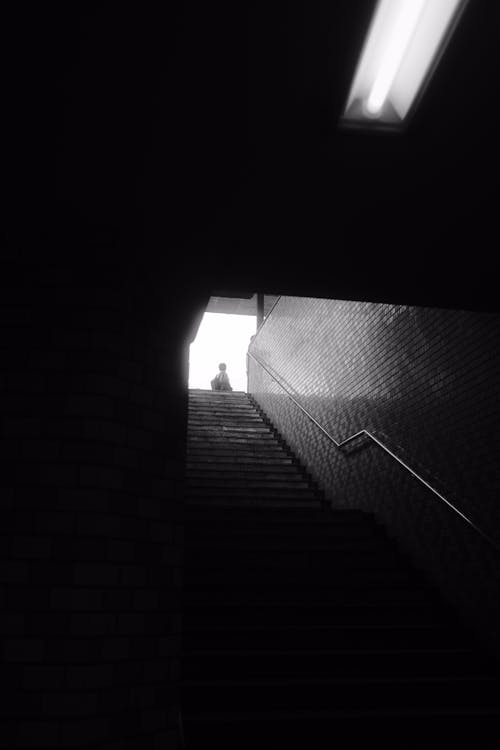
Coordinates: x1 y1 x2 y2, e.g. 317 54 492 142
1 262 186 749
249 296 500 658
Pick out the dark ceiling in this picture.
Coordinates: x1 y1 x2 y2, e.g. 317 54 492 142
3 3 499 312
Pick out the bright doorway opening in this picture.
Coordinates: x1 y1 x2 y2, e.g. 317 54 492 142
188 312 256 392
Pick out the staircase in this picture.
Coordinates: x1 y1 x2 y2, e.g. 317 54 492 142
181 389 500 749
185 389 323 508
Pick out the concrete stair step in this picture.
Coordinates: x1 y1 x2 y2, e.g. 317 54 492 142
188 402 254 410
186 459 299 468
182 603 452 629
184 506 368 521
187 437 279 446
187 434 276 441
185 509 378 522
184 509 377 530
185 487 320 498
185 458 295 467
188 397 254 403
186 441 289 451
186 437 289 447
188 424 267 431
184 544 408 563
180 707 500 749
182 646 493 680
186 501 323 510
183 587 438 608
182 551 424 573
187 420 277 428
189 400 257 406
183 567 420 586
188 388 248 400
188 407 259 413
189 396 255 402
186 469 309 481
185 544 402 559
183 567 417 585
186 449 294 458
185 527 379 540
188 407 255 411
188 417 263 423
183 575 432 592
186 498 322 508
185 528 386 542
181 622 469 651
188 412 258 418
188 425 273 434
188 421 262 428
189 394 256 398
186 450 295 461
186 487 316 496
188 408 256 413
189 411 264 417
184 531 397 547
186 466 306 477
186 479 311 490
182 674 499 713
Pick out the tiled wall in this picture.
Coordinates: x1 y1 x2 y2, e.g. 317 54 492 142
1 261 190 748
249 296 500 658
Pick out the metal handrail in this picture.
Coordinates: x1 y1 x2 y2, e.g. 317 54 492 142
247 349 500 551
255 294 282 336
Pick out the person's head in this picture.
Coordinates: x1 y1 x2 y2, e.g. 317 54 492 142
218 362 226 371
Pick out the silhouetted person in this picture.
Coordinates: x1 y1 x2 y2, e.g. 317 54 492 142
211 362 233 392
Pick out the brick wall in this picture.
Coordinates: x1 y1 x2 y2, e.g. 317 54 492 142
1 260 202 748
249 296 500 658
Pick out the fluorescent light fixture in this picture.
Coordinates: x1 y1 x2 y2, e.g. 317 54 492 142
341 0 469 129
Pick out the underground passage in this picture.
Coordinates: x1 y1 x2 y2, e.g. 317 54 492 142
179 294 500 748
3 3 500 748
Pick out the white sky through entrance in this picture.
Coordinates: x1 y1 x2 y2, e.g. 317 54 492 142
188 312 257 392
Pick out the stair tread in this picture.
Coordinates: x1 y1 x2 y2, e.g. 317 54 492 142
186 457 295 463
183 577 434 594
184 600 443 608
186 469 308 476
182 621 453 631
183 389 498 746
186 479 310 487
186 469 303 475
186 453 293 458
184 674 498 686
183 596 438 608
186 501 323 508
188 425 272 430
183 705 500 721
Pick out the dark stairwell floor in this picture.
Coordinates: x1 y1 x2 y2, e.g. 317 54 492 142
181 389 500 749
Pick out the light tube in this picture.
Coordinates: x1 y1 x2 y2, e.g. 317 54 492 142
341 0 469 129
